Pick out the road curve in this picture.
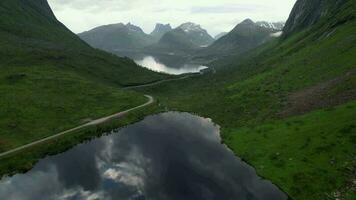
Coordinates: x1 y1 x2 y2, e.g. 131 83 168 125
0 95 154 158
124 74 199 89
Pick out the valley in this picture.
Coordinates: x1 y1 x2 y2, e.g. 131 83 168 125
0 0 355 199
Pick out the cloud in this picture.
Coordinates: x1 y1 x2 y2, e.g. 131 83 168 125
47 0 297 39
191 4 265 14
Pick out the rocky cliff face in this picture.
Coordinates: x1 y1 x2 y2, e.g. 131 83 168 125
283 0 348 37
150 23 172 41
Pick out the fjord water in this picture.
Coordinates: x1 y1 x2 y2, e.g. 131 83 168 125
0 112 286 200
114 50 207 75
135 56 207 75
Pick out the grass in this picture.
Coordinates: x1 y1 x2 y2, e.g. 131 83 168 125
0 65 147 152
225 101 356 199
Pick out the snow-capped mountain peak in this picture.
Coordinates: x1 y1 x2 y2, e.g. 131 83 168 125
256 21 285 31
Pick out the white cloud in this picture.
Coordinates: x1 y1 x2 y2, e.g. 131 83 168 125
48 0 297 36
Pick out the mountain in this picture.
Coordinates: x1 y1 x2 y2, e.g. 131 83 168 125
78 23 154 52
147 22 214 54
0 0 166 162
195 19 281 59
177 22 215 47
214 32 228 40
283 0 350 37
150 23 172 41
152 28 196 51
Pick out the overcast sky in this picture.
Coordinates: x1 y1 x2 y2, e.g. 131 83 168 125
48 0 297 36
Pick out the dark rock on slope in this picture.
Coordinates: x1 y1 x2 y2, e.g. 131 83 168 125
283 0 349 37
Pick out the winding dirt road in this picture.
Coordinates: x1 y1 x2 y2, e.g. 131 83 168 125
0 74 199 158
0 95 154 158
124 74 199 89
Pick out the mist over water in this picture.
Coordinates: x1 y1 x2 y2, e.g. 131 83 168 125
135 56 207 75
0 112 287 200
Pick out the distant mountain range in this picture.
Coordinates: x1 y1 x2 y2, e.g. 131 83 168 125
78 20 285 58
78 22 214 54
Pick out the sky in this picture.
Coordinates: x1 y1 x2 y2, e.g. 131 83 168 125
48 0 297 36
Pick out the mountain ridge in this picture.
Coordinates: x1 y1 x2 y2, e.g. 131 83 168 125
78 22 154 52
194 19 283 60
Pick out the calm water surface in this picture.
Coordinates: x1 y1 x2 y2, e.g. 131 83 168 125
0 112 287 200
135 56 207 75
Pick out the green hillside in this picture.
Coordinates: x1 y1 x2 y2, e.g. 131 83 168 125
0 0 168 153
139 0 356 198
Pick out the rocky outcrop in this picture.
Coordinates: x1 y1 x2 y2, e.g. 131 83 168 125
150 23 172 41
283 0 348 37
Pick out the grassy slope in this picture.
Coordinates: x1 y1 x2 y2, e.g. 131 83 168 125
141 1 356 199
0 0 168 153
227 101 356 199
0 65 146 152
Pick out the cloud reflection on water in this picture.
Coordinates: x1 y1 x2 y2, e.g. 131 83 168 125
135 56 207 75
0 112 287 200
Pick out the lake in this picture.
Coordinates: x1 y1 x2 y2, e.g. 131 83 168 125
114 51 208 75
0 112 287 200
135 56 207 75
